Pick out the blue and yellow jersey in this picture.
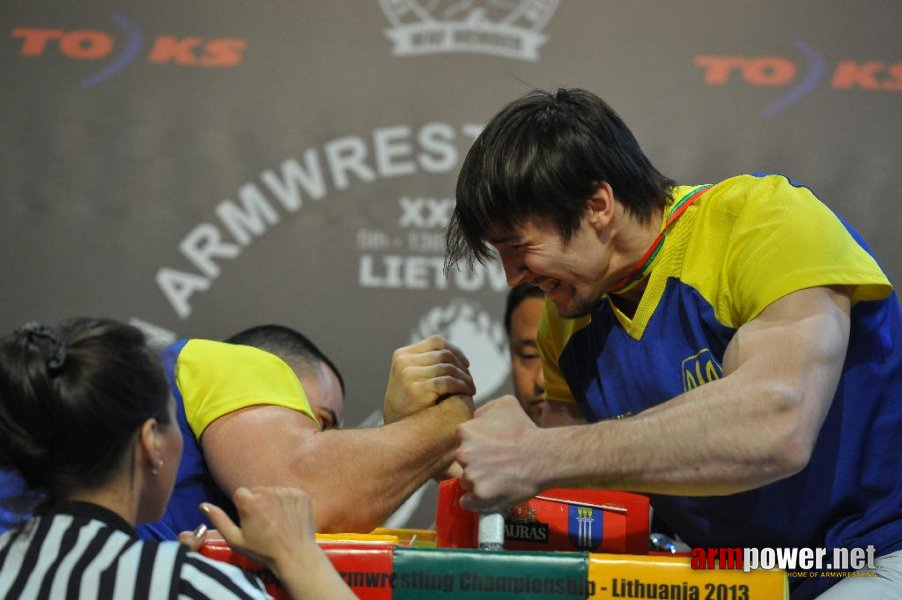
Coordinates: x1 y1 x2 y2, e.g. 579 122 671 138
172 338 317 439
539 174 902 564
137 339 317 541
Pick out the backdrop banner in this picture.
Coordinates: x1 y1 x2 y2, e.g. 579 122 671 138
2 1 900 527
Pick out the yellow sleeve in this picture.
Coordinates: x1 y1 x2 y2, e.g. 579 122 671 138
537 297 589 404
722 175 892 324
175 339 318 440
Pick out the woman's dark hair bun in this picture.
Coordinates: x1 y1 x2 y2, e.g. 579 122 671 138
0 318 170 504
15 321 67 372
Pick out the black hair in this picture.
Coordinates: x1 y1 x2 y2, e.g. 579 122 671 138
0 318 170 512
504 284 545 336
224 325 345 396
445 88 675 270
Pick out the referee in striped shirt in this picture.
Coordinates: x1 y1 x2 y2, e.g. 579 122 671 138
0 318 354 599
1 501 267 598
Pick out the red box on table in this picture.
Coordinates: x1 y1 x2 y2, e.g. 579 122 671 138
434 478 650 555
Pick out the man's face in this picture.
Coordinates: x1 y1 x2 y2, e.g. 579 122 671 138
294 362 344 430
490 214 609 319
509 295 546 423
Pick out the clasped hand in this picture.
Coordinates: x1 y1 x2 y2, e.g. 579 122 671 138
382 334 476 424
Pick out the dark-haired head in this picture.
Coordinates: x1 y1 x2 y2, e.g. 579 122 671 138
504 284 545 336
445 88 675 270
0 318 171 514
225 325 345 429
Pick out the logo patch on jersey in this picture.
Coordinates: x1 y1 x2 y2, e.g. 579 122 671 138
681 348 723 391
567 505 603 551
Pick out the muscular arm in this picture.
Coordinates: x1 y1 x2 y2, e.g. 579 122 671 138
193 334 473 532
202 395 472 533
538 401 587 428
457 286 851 509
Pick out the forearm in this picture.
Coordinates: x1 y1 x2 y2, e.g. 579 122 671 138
276 549 356 600
271 397 470 532
313 397 469 531
536 377 810 496
538 400 587 428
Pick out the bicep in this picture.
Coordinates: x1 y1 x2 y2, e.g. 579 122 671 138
200 405 319 496
723 285 852 431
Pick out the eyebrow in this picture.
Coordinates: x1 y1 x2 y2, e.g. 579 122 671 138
487 232 521 245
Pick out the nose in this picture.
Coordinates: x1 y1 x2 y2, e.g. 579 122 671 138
534 362 546 396
499 248 528 287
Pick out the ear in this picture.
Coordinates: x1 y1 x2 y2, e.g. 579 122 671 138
586 182 615 230
137 418 161 467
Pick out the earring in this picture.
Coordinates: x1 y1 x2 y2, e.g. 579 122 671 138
151 458 164 476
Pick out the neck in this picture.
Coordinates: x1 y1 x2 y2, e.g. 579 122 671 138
605 185 708 307
608 277 648 317
605 205 665 295
68 472 141 526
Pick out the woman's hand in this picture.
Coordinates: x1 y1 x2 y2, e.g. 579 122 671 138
202 486 355 599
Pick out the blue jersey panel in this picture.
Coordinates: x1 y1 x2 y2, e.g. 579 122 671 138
136 339 234 541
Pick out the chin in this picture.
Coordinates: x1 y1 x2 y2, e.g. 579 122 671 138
549 285 599 319
553 297 596 319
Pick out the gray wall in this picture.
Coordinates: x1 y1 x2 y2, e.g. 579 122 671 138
2 1 900 527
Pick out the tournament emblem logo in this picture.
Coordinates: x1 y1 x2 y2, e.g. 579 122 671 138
507 502 537 522
379 0 559 61
411 298 508 404
567 505 602 551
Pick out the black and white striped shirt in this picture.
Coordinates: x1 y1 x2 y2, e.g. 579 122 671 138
0 501 272 599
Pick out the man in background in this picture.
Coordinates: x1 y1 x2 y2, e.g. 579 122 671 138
505 284 587 428
504 284 547 424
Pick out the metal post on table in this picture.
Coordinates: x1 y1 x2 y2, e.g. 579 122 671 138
478 511 504 550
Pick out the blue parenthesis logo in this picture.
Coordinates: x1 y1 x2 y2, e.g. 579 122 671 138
80 14 143 89
762 40 826 116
